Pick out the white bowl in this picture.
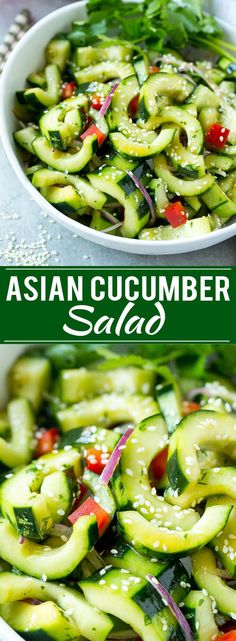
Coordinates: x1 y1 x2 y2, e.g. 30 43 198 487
1 1 236 255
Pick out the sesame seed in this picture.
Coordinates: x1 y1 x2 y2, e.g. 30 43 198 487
125 468 133 477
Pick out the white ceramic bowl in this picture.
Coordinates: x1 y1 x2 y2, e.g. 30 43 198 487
1 2 236 255
0 0 236 255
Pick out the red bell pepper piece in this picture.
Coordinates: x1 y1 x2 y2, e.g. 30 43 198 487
182 400 201 416
86 448 110 475
69 483 89 514
164 201 187 227
129 94 139 115
205 123 230 148
150 447 168 482
68 496 110 535
81 123 106 146
149 66 160 74
91 95 104 110
35 428 59 457
61 82 76 100
216 633 236 641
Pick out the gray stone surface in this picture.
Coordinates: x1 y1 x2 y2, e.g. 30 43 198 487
0 0 235 266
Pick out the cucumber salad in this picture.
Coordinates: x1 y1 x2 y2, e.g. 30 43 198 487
0 343 236 641
12 1 236 241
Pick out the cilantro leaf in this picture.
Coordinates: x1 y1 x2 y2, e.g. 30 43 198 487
71 0 230 62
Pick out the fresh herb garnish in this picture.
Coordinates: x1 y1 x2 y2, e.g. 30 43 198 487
96 343 236 382
68 0 236 63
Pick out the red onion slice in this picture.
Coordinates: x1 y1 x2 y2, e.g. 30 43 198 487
24 599 42 606
146 574 194 641
99 82 119 117
126 170 156 224
49 523 72 539
19 536 25 544
103 222 122 233
100 428 133 485
187 382 236 407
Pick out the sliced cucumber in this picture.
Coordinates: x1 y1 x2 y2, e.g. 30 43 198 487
83 469 116 517
192 547 236 617
0 600 79 641
208 496 236 578
197 62 225 85
218 56 236 77
75 45 132 68
41 468 77 522
107 75 158 144
80 564 190 641
138 73 194 122
152 105 204 154
32 169 106 210
76 80 111 97
139 216 212 241
153 155 214 196
27 70 46 88
165 467 236 508
0 398 35 468
109 127 176 159
156 382 182 434
118 505 231 559
150 178 169 218
90 210 117 233
119 414 198 530
0 514 97 579
133 52 150 84
46 37 71 72
9 354 51 411
187 84 220 111
14 126 38 154
106 154 138 172
184 590 219 641
104 539 169 578
0 572 113 641
167 410 236 493
166 128 205 178
39 185 87 216
198 106 219 132
0 449 81 540
0 412 9 436
33 134 97 173
74 61 134 84
204 153 233 173
219 80 236 96
13 100 35 123
24 65 61 109
39 95 88 150
202 182 236 218
220 103 236 144
183 103 198 117
88 164 150 238
59 366 155 403
56 393 159 431
58 426 120 453
184 196 202 212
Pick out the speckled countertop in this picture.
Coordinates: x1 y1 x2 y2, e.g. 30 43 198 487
0 0 235 266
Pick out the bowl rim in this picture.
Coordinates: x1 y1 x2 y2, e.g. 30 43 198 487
0 0 236 254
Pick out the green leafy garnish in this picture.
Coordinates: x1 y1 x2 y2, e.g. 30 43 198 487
68 0 236 63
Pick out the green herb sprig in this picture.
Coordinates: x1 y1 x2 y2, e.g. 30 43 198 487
68 0 236 63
